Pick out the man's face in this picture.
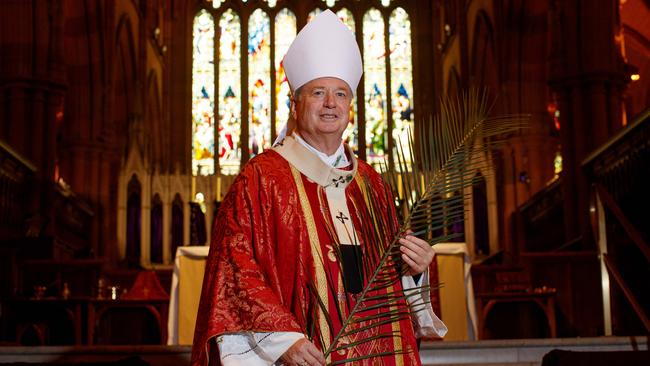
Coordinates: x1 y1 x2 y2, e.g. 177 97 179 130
292 77 353 141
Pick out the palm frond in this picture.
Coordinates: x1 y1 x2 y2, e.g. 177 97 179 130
311 89 528 364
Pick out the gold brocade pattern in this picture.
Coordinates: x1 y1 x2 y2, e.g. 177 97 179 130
388 283 405 366
191 146 421 366
353 175 406 365
290 165 332 360
326 245 338 262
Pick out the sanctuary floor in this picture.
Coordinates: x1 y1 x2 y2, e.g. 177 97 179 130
0 336 648 366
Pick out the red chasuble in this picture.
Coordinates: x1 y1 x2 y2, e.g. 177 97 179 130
191 136 421 365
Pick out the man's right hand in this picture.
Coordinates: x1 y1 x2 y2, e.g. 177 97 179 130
280 338 326 366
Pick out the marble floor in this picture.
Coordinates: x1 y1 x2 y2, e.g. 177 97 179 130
0 336 647 365
420 336 649 365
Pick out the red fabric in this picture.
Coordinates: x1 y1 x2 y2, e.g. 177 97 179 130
302 171 420 365
122 271 169 300
191 150 420 365
422 259 443 342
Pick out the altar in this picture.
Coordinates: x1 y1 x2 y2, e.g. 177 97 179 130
167 243 477 345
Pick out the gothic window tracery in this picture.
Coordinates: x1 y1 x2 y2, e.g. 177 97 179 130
193 0 412 175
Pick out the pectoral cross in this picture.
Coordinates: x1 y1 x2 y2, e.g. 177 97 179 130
336 211 349 224
332 176 346 187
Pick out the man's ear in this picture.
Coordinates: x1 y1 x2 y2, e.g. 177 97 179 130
290 97 297 118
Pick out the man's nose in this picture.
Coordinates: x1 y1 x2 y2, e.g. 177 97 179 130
324 92 336 108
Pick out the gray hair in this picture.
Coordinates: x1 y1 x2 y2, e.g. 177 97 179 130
292 86 303 101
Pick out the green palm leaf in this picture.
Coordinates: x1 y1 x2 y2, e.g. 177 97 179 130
310 89 528 364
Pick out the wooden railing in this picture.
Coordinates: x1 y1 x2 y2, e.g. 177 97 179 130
515 178 566 253
0 140 36 240
583 107 650 335
592 184 650 333
511 107 650 337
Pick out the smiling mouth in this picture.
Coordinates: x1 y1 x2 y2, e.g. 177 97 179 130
320 114 339 119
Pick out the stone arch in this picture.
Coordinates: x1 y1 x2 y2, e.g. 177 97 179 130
147 70 165 172
113 13 138 156
470 11 498 91
472 171 489 256
150 193 164 263
126 174 142 267
446 66 461 99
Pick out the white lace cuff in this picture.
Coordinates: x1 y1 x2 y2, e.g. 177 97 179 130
217 331 305 366
402 271 448 338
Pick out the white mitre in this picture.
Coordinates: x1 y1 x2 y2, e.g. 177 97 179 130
274 10 363 145
282 9 363 94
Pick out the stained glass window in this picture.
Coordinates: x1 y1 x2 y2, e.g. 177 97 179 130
390 7 413 168
308 8 323 23
218 9 241 175
192 10 215 176
336 8 358 154
274 9 296 136
248 9 271 157
363 9 387 167
193 2 415 175
337 8 355 33
554 150 563 177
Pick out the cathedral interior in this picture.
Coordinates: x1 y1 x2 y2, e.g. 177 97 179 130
0 0 649 364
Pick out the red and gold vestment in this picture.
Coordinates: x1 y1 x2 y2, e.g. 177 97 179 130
191 136 421 365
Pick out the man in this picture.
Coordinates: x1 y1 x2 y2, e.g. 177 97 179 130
191 10 446 366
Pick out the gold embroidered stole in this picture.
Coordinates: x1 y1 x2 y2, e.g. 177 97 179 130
276 136 406 365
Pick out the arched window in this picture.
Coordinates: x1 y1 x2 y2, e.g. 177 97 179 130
150 194 163 263
363 8 388 166
218 10 242 175
308 8 323 22
126 175 142 267
274 9 297 138
336 8 358 154
192 0 412 174
171 194 184 259
472 172 489 255
248 9 272 158
389 7 414 167
191 10 216 176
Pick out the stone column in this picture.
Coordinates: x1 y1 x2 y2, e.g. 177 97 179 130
547 0 629 245
0 0 66 235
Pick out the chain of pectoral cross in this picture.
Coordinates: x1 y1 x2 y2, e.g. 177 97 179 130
317 187 358 246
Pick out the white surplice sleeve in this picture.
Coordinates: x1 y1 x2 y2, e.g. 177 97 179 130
402 270 448 338
217 274 447 366
217 331 305 366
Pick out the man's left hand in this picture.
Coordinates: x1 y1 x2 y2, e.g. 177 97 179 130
399 234 435 275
